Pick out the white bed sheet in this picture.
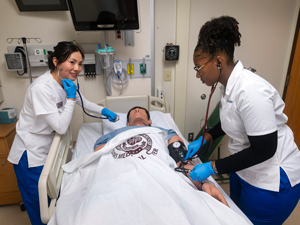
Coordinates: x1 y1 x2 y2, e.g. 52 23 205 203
72 120 252 224
50 127 251 225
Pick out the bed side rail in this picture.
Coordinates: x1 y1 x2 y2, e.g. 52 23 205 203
149 96 169 113
38 127 73 224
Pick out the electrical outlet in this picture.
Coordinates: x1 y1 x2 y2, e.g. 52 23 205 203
157 88 163 99
140 63 146 74
164 70 171 81
188 133 194 142
115 30 123 41
127 63 134 75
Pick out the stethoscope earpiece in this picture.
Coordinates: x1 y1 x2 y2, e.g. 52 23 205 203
58 68 63 80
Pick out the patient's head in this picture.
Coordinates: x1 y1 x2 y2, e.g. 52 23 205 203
127 106 152 126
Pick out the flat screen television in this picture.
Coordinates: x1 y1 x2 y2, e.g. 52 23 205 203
66 0 139 31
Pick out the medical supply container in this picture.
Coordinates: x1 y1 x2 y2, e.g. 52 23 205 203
0 108 17 124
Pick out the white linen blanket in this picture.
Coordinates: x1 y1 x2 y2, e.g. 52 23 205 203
48 127 251 225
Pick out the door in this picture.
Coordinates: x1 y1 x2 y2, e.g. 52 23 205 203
283 10 300 149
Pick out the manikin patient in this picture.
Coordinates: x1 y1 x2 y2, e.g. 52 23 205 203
94 106 228 206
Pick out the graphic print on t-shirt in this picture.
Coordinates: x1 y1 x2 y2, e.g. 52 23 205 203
111 134 158 160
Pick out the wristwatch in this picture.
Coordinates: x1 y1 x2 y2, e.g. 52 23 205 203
201 179 215 186
201 179 215 190
212 162 218 174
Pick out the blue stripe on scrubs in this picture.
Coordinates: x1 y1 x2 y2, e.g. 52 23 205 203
13 151 46 225
230 167 300 225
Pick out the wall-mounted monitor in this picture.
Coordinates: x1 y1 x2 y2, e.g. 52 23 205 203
15 0 68 11
66 0 139 31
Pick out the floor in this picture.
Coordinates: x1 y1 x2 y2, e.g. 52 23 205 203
1 181 299 225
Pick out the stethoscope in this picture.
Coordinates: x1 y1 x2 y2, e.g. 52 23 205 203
58 68 120 121
186 64 222 161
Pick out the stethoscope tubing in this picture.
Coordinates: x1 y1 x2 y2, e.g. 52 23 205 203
58 68 110 120
76 82 110 120
192 67 222 159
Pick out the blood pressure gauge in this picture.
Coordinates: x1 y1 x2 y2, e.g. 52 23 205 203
173 141 181 148
172 141 187 165
165 45 179 61
4 53 24 71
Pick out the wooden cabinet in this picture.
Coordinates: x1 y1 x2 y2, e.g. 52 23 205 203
0 121 22 205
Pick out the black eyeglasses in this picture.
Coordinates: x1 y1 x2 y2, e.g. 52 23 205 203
194 58 214 74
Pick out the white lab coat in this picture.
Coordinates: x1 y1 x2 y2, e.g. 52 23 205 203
8 71 104 168
219 61 300 191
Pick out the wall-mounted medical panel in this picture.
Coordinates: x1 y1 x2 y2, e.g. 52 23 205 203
6 44 102 78
6 43 151 80
120 58 151 79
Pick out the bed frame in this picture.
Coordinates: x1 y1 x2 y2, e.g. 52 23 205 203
38 95 169 224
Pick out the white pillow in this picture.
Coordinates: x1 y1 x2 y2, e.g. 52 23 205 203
102 111 188 146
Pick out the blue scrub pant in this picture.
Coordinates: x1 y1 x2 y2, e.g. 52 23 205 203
230 168 300 225
13 151 46 225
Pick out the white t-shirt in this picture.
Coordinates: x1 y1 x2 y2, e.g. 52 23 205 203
8 71 104 167
220 61 300 191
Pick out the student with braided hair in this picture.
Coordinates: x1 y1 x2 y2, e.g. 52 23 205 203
185 16 300 225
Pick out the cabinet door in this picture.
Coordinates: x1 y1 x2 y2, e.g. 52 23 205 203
0 139 8 157
0 157 22 204
0 130 16 157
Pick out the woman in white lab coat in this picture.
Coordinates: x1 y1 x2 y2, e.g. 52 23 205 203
185 16 300 225
8 41 117 225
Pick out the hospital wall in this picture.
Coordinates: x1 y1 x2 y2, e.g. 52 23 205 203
0 0 299 160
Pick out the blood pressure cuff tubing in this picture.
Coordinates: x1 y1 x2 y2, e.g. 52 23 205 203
168 141 187 163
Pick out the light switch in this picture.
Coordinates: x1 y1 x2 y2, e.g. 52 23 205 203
164 70 171 82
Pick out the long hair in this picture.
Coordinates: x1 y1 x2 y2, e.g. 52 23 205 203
48 41 84 72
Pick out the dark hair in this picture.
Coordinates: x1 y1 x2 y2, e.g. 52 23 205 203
127 106 150 122
48 41 85 72
195 16 241 61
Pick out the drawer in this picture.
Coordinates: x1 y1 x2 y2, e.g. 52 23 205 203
0 157 20 193
0 191 22 205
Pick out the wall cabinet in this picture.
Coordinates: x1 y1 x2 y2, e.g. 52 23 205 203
0 121 22 205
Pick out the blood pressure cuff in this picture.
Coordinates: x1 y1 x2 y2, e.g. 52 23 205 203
168 141 187 163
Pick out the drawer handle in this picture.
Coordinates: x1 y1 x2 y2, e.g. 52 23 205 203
2 160 6 165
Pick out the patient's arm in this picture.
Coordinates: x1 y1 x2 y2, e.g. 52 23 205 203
94 144 106 152
169 136 229 206
168 135 183 145
176 160 229 206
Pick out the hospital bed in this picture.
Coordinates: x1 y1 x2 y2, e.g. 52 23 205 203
38 95 252 224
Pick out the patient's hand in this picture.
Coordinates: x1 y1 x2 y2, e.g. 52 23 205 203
202 183 229 207
175 161 229 207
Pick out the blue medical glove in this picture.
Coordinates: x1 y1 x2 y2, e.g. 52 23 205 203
62 79 77 99
184 136 206 160
101 108 117 122
189 161 216 182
